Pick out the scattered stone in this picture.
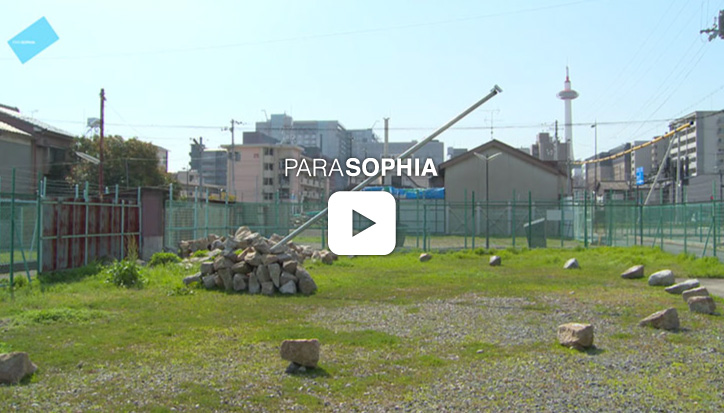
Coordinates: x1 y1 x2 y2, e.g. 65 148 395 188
476 349 485 354
285 362 302 374
489 255 501 266
280 339 320 368
665 279 700 295
557 323 594 350
213 256 232 271
682 287 709 303
648 270 675 286
183 272 201 286
563 258 579 269
211 239 224 251
687 296 716 314
261 281 275 296
621 264 645 279
320 250 335 265
0 352 38 385
253 239 272 254
268 263 282 288
419 253 432 262
280 280 297 294
248 274 261 294
202 275 217 289
233 274 247 291
639 308 679 331
296 267 318 296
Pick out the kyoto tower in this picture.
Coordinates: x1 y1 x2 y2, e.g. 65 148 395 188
556 66 579 162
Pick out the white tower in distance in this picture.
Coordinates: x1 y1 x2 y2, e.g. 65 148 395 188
556 66 579 162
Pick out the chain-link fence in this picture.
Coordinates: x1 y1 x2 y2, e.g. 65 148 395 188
164 190 724 259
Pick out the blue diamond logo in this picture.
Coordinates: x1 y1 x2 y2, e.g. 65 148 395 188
8 17 59 64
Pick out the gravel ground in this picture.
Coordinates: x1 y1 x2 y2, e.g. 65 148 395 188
3 293 724 412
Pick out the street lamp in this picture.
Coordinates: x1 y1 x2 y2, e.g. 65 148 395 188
474 152 501 249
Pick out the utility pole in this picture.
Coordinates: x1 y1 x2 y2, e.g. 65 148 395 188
99 88 106 197
228 119 243 199
701 10 724 41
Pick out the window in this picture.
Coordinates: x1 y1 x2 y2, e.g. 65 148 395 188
253 153 259 159
235 152 240 162
264 147 274 156
263 177 274 186
264 163 274 171
263 192 274 201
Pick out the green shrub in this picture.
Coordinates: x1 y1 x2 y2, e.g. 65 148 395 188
149 252 181 267
105 260 145 288
192 249 209 258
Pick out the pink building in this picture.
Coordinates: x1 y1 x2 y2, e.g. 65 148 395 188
225 143 329 203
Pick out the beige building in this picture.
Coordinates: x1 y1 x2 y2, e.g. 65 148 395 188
225 143 329 203
438 139 567 202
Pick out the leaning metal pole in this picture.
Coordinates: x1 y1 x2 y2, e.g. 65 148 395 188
271 85 503 252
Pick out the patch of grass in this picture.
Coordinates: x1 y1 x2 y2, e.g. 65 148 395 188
191 249 209 258
1 246 723 411
10 307 109 326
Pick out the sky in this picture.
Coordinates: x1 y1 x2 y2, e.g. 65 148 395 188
2 0 724 173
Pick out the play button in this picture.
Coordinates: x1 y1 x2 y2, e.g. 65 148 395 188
328 191 396 255
353 210 376 235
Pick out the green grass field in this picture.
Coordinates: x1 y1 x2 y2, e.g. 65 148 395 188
1 247 723 411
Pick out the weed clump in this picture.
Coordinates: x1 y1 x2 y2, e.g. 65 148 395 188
149 252 181 267
105 260 145 288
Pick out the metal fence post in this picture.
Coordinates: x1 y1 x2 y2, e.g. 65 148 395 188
683 201 687 255
423 203 428 252
121 200 125 260
415 196 420 248
471 191 476 249
168 184 174 250
528 191 532 248
137 187 142 259
193 187 198 240
36 173 43 274
714 197 718 257
583 191 588 248
84 182 89 266
464 189 468 249
512 190 516 248
205 189 209 237
560 192 564 248
639 198 644 246
9 169 16 289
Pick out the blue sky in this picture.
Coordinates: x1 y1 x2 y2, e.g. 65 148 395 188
3 0 723 172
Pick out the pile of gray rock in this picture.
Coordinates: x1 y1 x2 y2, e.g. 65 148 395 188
181 226 337 296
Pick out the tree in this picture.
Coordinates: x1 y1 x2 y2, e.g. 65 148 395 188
69 135 178 190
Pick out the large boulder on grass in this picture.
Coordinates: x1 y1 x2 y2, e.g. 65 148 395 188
648 270 675 286
557 323 594 350
489 255 501 266
665 279 700 295
280 339 320 368
0 352 38 385
687 296 716 314
682 287 709 303
419 253 432 262
564 258 579 270
296 267 318 296
638 308 679 331
621 265 645 279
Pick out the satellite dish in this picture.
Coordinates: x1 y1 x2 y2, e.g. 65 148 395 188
75 151 100 165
